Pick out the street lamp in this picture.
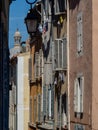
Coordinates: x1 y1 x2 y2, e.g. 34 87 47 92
25 0 41 36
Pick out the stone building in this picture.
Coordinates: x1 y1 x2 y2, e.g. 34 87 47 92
27 0 98 130
9 29 30 130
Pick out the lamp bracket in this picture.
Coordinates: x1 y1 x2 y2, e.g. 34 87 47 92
26 0 37 8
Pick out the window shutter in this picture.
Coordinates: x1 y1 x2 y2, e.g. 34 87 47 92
43 86 47 116
29 96 32 123
74 79 78 112
45 0 49 18
54 0 67 15
77 79 81 113
55 39 59 69
47 86 49 118
54 38 67 70
35 52 40 79
80 76 84 113
62 38 67 69
34 96 37 122
38 94 41 122
51 85 54 119
52 41 55 70
29 57 32 80
39 49 43 77
77 12 83 54
59 95 62 128
59 40 62 69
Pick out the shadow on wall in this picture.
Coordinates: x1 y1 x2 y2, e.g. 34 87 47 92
69 0 80 9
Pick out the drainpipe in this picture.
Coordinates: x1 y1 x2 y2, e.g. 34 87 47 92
67 0 70 130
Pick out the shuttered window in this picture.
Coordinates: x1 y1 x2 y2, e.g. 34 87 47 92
77 12 83 55
74 76 84 114
34 96 37 123
51 85 54 119
52 38 67 71
43 86 47 117
54 0 67 15
35 52 40 79
47 85 54 119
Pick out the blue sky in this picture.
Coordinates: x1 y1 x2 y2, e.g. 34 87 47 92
9 0 36 48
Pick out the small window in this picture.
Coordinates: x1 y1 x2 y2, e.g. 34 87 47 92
75 124 85 130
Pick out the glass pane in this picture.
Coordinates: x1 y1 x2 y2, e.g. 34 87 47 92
27 20 37 32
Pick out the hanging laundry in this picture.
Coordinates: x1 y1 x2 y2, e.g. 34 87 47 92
43 21 48 34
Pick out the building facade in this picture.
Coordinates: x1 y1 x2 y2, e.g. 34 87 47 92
68 0 92 130
0 0 15 130
9 29 30 130
27 0 98 130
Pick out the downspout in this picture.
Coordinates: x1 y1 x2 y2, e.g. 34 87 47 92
67 0 70 130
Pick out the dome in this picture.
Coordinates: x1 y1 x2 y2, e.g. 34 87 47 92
14 28 21 38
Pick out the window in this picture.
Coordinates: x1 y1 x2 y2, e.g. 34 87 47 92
57 94 67 128
54 0 67 15
74 75 84 117
77 12 83 55
52 38 67 71
43 85 54 120
35 49 43 79
75 124 85 130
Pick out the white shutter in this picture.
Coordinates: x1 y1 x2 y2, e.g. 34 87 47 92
43 86 47 116
74 79 78 112
53 38 67 71
48 85 51 118
77 12 83 54
77 79 81 113
80 76 84 113
52 41 55 70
